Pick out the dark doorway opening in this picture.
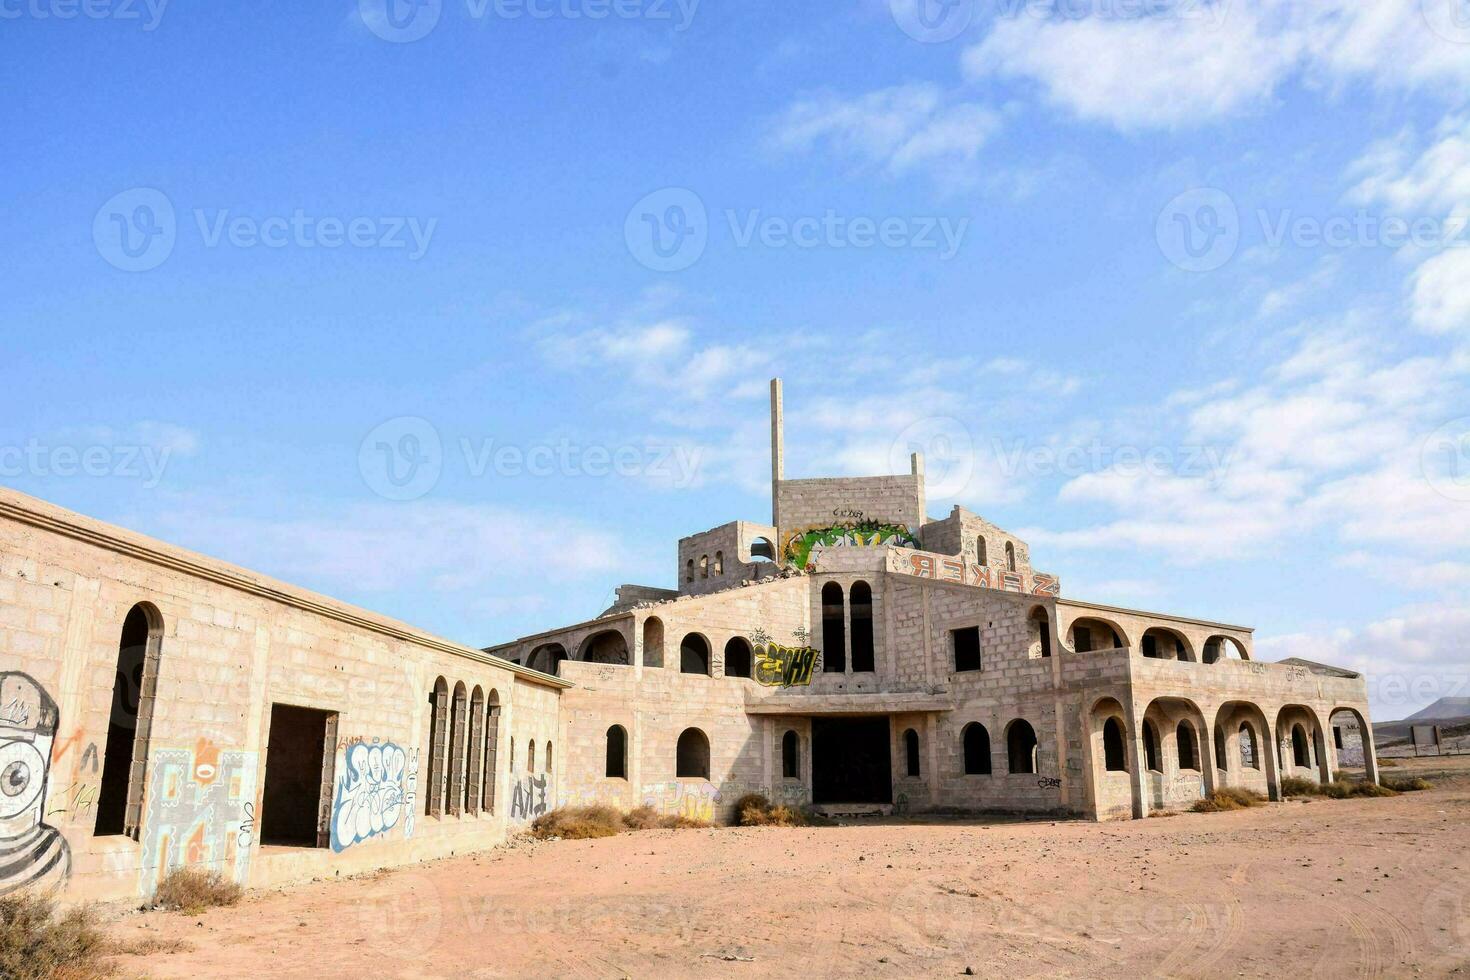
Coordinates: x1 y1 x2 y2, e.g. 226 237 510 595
812 717 892 804
260 704 336 848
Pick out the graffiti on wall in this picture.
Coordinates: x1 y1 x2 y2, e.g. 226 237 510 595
640 779 737 823
139 740 256 896
509 773 551 823
783 521 920 570
330 741 411 853
0 672 72 896
892 548 1061 598
755 642 821 688
45 725 101 826
403 750 419 840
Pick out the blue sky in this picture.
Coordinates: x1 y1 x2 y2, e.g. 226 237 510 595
3 0 1468 719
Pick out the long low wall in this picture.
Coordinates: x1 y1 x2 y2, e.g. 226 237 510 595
0 487 565 905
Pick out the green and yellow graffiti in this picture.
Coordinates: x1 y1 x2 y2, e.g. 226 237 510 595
781 521 919 569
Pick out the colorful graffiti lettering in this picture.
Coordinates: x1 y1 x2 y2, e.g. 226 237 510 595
330 741 410 852
754 643 820 688
782 521 919 569
0 672 71 896
139 743 255 896
510 774 551 823
894 547 1061 598
641 780 724 823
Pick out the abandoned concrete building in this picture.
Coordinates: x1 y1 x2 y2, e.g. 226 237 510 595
1 379 1377 903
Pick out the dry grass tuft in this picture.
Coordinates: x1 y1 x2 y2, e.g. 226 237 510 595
0 891 110 980
531 804 713 839
1280 776 1321 797
1382 777 1432 793
733 794 806 827
531 804 626 839
1281 776 1400 799
1191 787 1267 812
150 869 243 914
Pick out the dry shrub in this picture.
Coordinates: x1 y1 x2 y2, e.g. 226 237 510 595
1191 787 1266 812
1280 776 1321 797
734 793 806 827
0 891 110 980
531 804 625 839
109 935 190 957
1282 776 1400 800
151 869 243 914
1383 777 1432 792
621 805 666 831
532 804 713 839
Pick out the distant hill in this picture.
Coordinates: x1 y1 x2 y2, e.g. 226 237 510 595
1405 698 1470 722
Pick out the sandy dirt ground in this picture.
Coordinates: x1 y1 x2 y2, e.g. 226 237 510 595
104 757 1470 979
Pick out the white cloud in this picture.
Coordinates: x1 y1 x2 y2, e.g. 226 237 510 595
146 499 631 596
963 1 1470 132
1346 116 1470 214
1258 603 1470 720
1410 247 1470 334
769 83 1001 181
964 5 1299 129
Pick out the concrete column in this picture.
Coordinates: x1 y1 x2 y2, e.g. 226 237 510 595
1126 700 1149 819
1198 710 1218 797
1361 711 1381 785
1261 716 1282 802
925 713 941 805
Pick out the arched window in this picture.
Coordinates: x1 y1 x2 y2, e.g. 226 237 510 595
527 739 536 773
95 603 163 838
975 536 987 566
1005 542 1017 572
680 633 711 675
713 551 724 575
426 677 449 818
821 582 846 673
676 728 710 779
606 725 628 778
466 686 485 815
448 682 468 816
1142 720 1161 772
1029 607 1052 659
643 617 665 669
962 722 991 775
699 555 709 579
782 730 799 779
580 630 630 665
1292 724 1310 768
1214 726 1228 772
904 728 921 777
1007 719 1038 774
685 559 695 583
750 537 776 561
1239 723 1259 769
484 690 501 813
724 637 753 679
1103 717 1127 772
850 581 874 673
1176 721 1199 771
545 742 553 773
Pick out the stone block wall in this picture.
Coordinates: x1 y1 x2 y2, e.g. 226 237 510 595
0 488 563 905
